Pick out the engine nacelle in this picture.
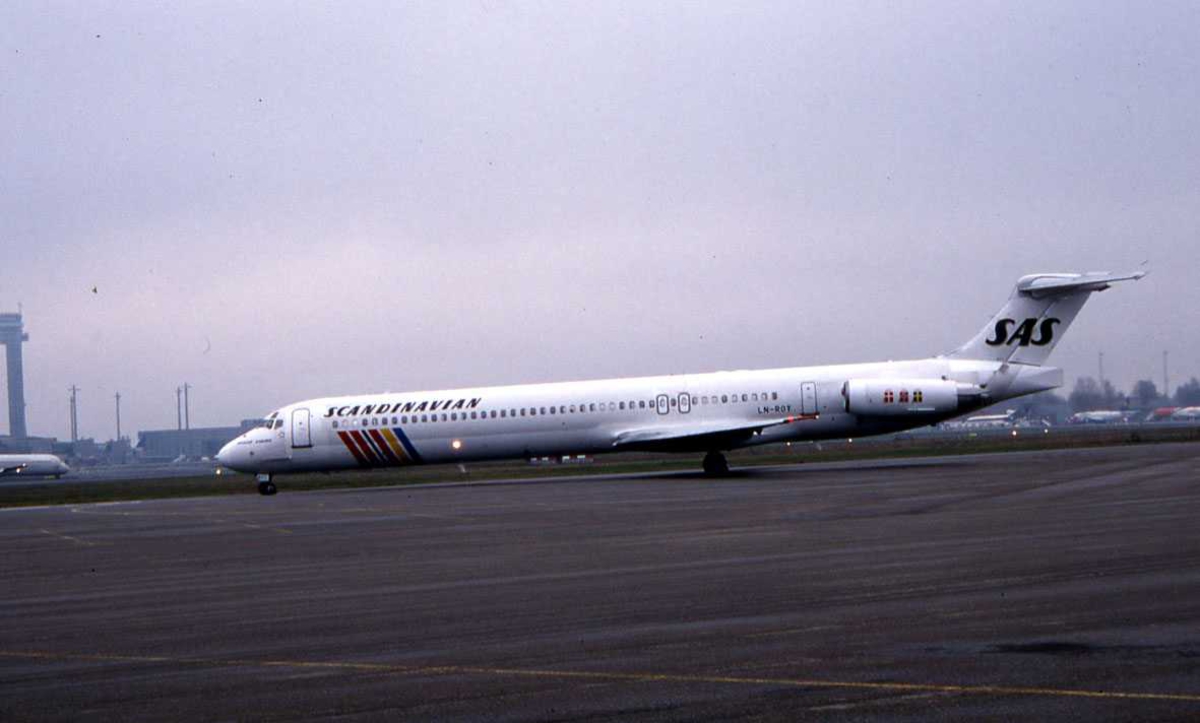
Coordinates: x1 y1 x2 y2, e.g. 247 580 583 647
843 378 960 416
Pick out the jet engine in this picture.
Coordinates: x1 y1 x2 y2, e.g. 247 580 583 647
842 378 961 416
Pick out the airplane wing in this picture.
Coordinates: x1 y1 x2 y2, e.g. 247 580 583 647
611 416 806 453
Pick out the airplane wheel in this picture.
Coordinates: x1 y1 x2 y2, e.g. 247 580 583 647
258 481 277 496
702 451 729 476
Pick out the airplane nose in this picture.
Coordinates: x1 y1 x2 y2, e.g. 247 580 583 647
216 440 236 467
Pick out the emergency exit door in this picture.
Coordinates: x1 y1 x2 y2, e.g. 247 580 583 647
801 382 818 416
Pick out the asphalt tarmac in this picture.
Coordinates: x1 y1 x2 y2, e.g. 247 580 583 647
2 443 1199 721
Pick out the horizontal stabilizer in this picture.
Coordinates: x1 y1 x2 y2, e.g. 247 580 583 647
1016 270 1147 296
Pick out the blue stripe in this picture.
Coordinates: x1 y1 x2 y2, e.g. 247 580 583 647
360 429 388 463
390 427 423 463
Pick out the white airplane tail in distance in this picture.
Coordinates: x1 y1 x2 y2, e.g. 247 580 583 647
218 271 1145 495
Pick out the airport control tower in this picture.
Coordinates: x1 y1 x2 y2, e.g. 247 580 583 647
0 313 28 439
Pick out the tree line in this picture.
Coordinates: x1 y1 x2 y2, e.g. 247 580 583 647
1066 376 1200 412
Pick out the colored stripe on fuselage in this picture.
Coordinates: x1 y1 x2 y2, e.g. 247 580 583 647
368 429 401 464
348 430 381 465
339 426 421 467
337 431 370 466
379 428 409 463
390 427 423 463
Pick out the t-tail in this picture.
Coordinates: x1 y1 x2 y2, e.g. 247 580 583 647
947 271 1146 366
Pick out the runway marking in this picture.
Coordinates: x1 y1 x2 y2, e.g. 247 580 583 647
65 507 294 535
233 521 293 535
745 625 837 639
2 650 1199 703
37 529 96 547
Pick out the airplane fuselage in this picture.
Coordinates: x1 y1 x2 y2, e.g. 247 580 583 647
219 356 1060 476
0 454 70 478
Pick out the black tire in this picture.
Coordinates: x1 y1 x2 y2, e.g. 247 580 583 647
258 481 277 496
702 452 729 476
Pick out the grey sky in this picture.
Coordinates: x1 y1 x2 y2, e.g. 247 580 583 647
2 1 1197 441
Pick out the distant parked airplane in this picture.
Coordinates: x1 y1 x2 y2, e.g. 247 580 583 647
0 454 70 479
219 271 1145 495
1068 411 1127 424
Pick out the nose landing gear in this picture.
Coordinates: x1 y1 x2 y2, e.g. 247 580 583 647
702 451 730 476
256 473 277 496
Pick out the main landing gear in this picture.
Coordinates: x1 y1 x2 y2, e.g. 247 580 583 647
702 451 730 477
256 473 277 496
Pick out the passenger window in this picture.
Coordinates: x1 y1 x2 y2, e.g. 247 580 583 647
883 390 895 404
899 390 909 403
741 394 748 402
751 393 758 402
914 390 924 403
590 403 596 412
772 392 778 401
421 414 428 422
619 401 625 410
721 395 728 403
639 401 646 409
332 420 338 429
402 416 408 424
501 409 507 418
669 397 676 407
570 405 576 413
451 413 458 421
550 407 556 415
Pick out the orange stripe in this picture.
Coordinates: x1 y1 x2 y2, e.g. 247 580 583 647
380 428 408 463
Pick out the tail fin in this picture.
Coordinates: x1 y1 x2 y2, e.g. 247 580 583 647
947 271 1145 366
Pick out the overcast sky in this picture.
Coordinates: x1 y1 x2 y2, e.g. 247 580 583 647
2 1 1198 441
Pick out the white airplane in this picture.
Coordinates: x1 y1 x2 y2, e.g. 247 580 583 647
1068 410 1128 424
0 454 70 479
219 271 1144 495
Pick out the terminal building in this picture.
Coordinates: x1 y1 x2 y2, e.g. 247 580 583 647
136 422 256 461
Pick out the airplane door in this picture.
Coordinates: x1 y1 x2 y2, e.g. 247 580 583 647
291 408 312 448
801 382 818 416
656 394 669 415
678 393 691 413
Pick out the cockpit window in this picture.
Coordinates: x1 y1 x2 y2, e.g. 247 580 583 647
274 419 283 429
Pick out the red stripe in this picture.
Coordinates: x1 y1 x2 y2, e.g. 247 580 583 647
359 430 388 461
337 431 369 466
368 429 401 464
349 430 380 465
